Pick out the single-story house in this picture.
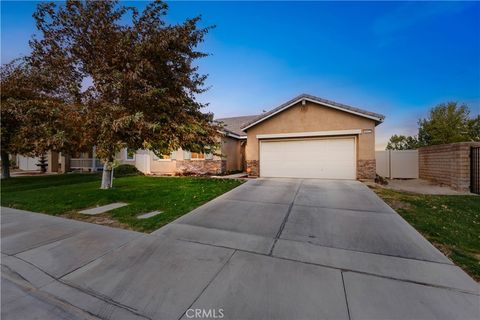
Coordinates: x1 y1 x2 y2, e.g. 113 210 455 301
16 94 384 180
135 93 384 179
241 94 384 179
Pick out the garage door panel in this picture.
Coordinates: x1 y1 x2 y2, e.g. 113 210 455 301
260 138 355 179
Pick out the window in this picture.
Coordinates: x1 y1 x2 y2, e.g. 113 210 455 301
184 150 210 160
153 151 176 161
191 152 205 160
126 148 136 160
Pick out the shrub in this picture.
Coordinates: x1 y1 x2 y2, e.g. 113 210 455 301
375 174 388 185
114 164 142 176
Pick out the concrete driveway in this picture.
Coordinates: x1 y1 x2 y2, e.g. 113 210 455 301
1 179 479 320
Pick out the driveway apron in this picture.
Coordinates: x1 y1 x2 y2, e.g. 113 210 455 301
2 179 479 320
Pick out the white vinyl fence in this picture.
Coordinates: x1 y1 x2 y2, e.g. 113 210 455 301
17 155 40 171
134 150 151 174
375 150 419 179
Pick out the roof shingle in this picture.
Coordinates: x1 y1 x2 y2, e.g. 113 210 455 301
216 115 259 137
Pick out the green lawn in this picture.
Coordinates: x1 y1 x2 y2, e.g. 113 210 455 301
371 186 480 281
1 173 243 233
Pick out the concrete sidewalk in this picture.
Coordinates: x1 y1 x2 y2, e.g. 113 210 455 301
1 179 479 320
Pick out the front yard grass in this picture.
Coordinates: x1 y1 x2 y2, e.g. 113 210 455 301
372 186 480 281
1 174 243 233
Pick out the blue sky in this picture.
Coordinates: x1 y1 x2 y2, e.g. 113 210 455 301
2 1 479 149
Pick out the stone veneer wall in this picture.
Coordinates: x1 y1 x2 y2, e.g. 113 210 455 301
419 142 480 192
175 160 226 175
246 160 259 177
357 159 376 180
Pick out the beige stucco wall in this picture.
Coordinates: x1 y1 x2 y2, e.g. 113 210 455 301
245 101 376 162
150 158 176 174
149 148 184 174
117 148 136 165
221 136 244 172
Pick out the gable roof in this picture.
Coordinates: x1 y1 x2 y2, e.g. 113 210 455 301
216 115 259 137
241 93 385 131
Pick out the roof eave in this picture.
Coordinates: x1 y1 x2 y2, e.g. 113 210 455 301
217 129 246 140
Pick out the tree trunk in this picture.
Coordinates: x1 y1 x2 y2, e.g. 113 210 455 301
1 151 11 179
101 162 113 189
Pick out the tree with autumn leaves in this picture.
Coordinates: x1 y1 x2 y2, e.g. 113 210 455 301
1 0 219 188
1 59 86 179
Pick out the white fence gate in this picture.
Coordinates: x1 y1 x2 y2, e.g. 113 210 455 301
134 150 151 174
376 150 419 179
17 155 40 171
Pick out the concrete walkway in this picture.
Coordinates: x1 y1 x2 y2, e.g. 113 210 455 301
1 179 479 320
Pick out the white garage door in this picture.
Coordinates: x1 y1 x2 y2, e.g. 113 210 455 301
259 138 356 179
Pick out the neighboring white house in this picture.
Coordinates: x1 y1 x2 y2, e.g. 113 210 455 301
15 148 135 173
